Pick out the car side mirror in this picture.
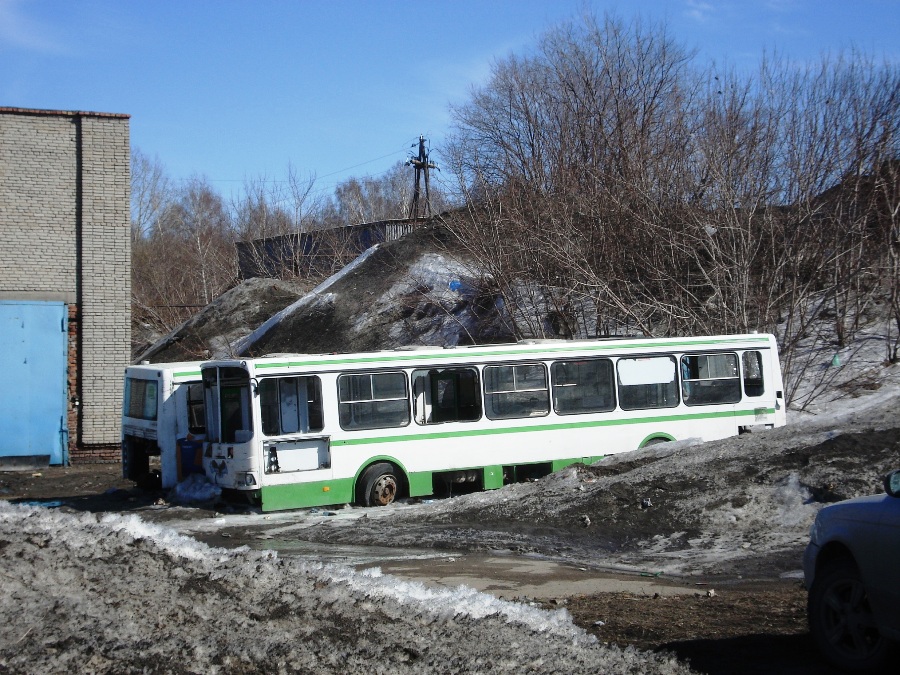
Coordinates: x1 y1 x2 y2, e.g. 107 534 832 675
883 469 900 498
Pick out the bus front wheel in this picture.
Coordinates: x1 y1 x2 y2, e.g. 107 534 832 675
358 463 398 507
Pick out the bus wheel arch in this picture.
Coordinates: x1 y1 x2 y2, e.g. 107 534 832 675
639 433 675 449
356 461 405 507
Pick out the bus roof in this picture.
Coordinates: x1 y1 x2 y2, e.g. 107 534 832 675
203 334 777 373
125 361 204 381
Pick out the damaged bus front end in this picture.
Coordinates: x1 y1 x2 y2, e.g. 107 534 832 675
202 363 260 504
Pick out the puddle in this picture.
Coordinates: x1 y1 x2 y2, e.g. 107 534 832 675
247 537 459 566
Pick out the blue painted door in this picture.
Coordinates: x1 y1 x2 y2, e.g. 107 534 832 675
0 301 68 464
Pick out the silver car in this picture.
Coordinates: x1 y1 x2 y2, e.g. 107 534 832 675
804 469 900 671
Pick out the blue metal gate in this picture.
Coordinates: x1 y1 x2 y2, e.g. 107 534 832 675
0 301 68 465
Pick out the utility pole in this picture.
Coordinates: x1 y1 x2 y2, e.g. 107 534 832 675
407 135 437 222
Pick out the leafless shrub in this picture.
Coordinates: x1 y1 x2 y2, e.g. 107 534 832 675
442 12 900 407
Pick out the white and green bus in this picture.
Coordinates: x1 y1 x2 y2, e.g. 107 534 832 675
122 361 206 489
200 334 786 512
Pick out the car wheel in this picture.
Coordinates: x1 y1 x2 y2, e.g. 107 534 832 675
357 463 399 507
808 559 891 671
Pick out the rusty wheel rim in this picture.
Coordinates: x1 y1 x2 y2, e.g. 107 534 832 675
371 474 397 506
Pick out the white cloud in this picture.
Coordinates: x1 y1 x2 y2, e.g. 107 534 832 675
683 0 716 23
0 0 69 54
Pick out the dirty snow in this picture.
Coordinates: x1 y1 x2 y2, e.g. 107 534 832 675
0 501 692 674
182 375 898 582
367 252 482 343
228 226 516 357
2 372 896 674
137 277 310 362
171 472 222 504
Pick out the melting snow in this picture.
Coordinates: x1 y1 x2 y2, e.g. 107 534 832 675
0 500 693 673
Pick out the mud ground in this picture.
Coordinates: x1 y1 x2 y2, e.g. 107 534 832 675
0 464 849 674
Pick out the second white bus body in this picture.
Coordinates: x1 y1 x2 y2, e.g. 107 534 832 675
200 334 786 512
122 361 206 489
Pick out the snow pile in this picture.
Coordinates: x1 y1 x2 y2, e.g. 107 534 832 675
772 473 815 527
229 226 518 356
170 473 223 504
372 252 485 345
320 563 580 636
0 501 694 674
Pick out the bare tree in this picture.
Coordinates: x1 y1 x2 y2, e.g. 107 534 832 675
132 177 237 336
443 11 900 407
131 148 171 241
445 12 700 338
880 160 900 362
332 161 444 224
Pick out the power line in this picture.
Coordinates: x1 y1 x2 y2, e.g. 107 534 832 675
407 135 438 221
196 138 419 186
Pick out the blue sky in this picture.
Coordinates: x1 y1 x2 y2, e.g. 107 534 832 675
2 0 898 202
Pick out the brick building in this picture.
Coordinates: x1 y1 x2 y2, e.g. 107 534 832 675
0 107 131 465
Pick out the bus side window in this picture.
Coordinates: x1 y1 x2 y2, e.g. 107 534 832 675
483 363 549 420
412 368 481 425
551 359 615 415
680 353 741 406
742 351 765 397
260 376 324 436
260 379 279 435
411 371 430 424
307 378 324 431
616 356 679 410
431 368 481 423
338 371 410 430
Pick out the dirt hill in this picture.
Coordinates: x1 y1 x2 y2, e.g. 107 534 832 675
137 225 514 363
136 277 312 363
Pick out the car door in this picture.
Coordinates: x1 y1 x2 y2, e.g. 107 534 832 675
861 494 900 638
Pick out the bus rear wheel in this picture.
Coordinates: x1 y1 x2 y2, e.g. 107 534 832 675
358 463 398 507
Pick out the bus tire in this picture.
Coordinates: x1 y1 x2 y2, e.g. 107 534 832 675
358 462 399 507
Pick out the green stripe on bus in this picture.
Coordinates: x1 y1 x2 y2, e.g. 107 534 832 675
261 477 355 512
252 336 771 370
257 458 605 511
173 371 201 378
331 408 775 447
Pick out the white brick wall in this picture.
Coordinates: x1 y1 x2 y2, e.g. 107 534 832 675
0 109 131 449
0 115 78 293
79 116 131 445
